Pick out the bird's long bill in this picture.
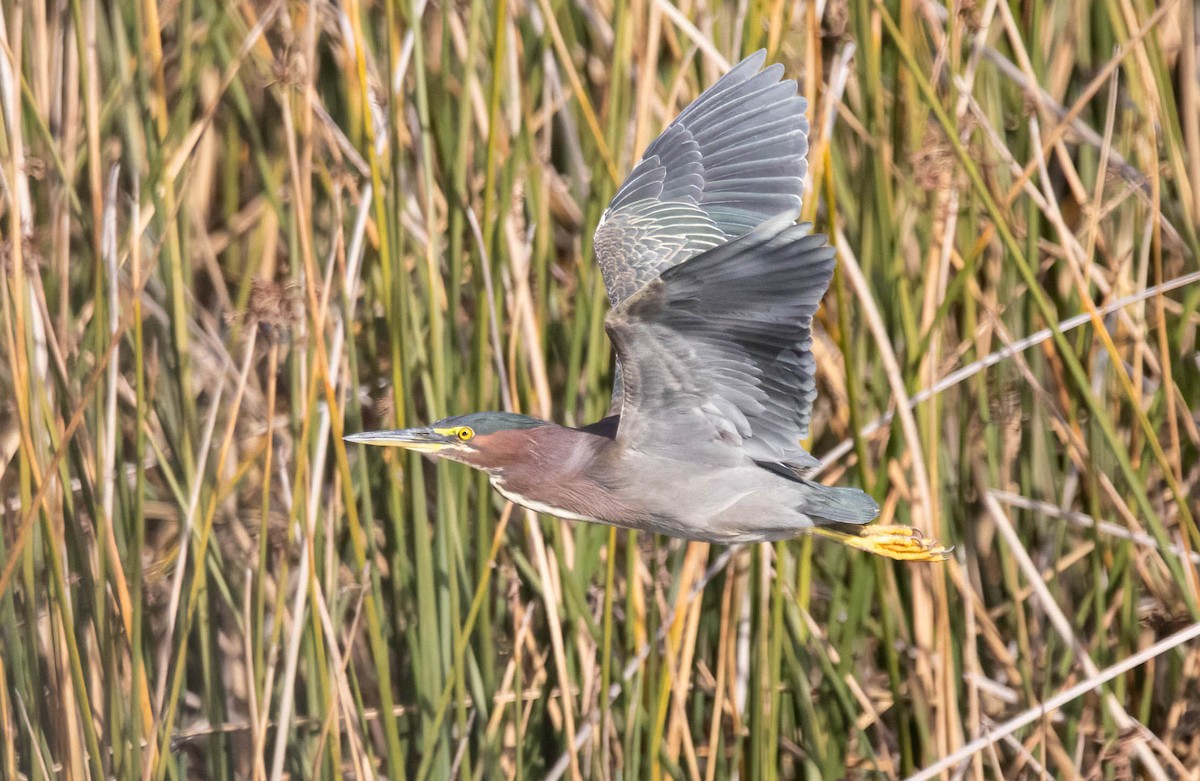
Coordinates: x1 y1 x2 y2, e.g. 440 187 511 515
344 428 457 453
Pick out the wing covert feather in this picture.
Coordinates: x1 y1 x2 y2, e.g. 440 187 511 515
605 214 834 471
594 50 810 307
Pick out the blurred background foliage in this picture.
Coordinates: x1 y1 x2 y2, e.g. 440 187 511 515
1 0 1199 778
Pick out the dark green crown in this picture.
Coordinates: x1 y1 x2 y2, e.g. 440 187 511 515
434 412 547 436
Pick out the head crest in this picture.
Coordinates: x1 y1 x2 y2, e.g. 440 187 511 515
434 412 547 436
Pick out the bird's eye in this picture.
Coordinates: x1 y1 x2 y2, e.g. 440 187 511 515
457 427 474 442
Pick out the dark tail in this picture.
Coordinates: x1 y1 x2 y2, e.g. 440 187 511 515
800 481 879 525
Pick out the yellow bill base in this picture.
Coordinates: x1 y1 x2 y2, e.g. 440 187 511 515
809 524 952 562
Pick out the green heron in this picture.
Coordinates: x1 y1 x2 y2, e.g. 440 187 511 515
348 51 949 561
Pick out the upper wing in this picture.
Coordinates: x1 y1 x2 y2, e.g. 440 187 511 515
594 50 810 308
604 213 834 471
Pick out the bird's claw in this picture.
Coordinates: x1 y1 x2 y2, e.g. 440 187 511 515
844 524 952 562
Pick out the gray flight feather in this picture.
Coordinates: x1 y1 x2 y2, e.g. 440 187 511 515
605 212 835 473
595 49 809 305
594 50 810 415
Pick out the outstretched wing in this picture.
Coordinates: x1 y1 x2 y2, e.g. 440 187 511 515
604 213 834 472
594 50 810 307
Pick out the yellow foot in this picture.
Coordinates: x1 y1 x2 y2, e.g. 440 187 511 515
810 524 951 562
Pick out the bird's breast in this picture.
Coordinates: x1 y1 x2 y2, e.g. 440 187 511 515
488 475 600 523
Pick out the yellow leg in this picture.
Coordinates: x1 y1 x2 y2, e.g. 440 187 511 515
808 524 951 562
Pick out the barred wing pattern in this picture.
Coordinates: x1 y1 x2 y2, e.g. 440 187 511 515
594 50 811 307
595 50 813 424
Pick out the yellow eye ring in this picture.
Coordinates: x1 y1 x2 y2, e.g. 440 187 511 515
457 427 474 442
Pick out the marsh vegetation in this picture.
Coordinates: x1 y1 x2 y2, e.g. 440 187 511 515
1 0 1199 778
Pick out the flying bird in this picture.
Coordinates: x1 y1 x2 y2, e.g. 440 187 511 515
348 51 949 561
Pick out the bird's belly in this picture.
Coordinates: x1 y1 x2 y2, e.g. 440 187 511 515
489 457 810 544
609 457 812 543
